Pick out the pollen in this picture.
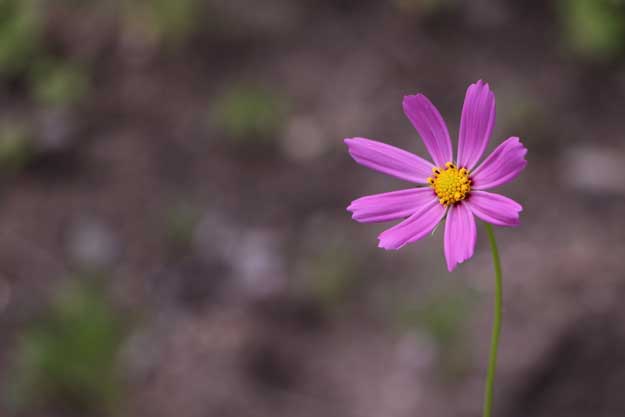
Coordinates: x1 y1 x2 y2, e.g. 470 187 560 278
427 162 472 207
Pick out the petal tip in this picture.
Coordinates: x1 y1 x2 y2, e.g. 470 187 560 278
402 93 430 106
402 94 420 107
473 79 491 89
446 256 470 272
448 255 469 271
377 238 398 251
377 229 405 250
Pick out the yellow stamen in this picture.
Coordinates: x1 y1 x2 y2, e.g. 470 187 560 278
428 161 472 207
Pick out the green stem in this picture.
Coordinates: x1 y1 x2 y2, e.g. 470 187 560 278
483 223 502 417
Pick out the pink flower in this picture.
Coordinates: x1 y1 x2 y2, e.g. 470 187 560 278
345 80 527 271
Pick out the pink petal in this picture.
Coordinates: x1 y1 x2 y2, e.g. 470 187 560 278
465 190 522 227
345 138 435 184
403 94 453 167
348 187 437 223
471 137 527 190
457 80 496 170
444 202 477 271
378 199 445 250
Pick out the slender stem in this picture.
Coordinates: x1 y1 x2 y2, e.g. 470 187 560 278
483 223 502 417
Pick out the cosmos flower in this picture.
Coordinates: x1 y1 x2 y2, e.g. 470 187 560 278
345 80 527 271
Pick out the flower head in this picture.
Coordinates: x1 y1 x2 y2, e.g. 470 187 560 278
345 80 527 271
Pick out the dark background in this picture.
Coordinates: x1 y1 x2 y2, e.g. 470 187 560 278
1 0 625 416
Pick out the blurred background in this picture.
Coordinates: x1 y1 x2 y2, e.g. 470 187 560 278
1 0 625 416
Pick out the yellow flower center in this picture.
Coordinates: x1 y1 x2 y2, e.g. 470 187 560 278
427 162 472 207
